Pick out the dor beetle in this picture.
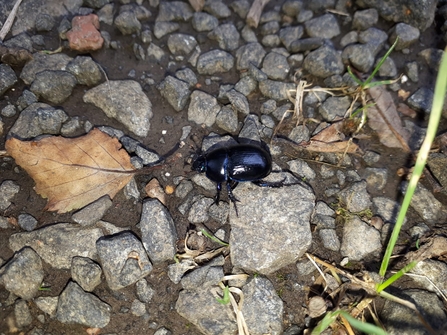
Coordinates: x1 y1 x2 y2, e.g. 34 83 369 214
192 143 287 215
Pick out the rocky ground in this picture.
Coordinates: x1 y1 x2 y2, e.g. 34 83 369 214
1 0 447 334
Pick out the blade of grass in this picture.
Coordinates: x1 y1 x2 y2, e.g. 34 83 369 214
363 38 399 88
376 261 418 292
339 311 388 335
379 47 447 278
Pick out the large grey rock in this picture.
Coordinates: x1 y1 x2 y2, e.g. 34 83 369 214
156 1 193 22
139 199 177 263
381 290 447 334
235 43 266 70
8 102 68 139
0 64 18 96
261 52 290 80
66 56 103 86
197 50 235 75
0 180 20 211
188 90 221 127
0 247 44 300
208 23 240 51
30 70 77 104
230 178 314 274
242 277 283 335
338 181 372 213
83 80 152 137
303 45 344 78
9 223 103 269
71 195 113 226
96 231 152 290
258 79 296 101
20 53 73 85
157 75 190 111
304 14 340 39
56 281 111 328
167 33 197 55
71 256 102 292
340 216 381 261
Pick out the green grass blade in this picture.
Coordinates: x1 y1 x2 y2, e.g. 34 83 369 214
338 311 388 335
346 66 364 86
311 312 338 335
201 229 229 246
216 285 230 304
363 38 399 88
379 47 447 278
376 261 418 292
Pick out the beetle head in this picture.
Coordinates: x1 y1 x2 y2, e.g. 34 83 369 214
192 155 207 172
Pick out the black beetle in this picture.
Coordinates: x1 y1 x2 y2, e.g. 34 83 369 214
192 143 287 215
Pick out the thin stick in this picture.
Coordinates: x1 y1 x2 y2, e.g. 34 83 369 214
0 0 23 41
246 0 270 28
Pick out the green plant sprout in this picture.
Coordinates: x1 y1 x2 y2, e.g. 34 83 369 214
200 229 229 246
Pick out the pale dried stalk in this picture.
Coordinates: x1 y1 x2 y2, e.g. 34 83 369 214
0 0 23 41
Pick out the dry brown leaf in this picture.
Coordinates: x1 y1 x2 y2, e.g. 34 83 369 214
5 128 135 213
367 86 411 151
301 139 360 153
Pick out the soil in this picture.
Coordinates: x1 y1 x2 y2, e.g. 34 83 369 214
1 0 447 334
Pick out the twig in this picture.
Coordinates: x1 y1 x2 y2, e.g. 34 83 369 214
0 0 23 42
246 0 270 28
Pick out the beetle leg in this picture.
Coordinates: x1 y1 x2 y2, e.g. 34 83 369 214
215 182 222 205
226 181 240 216
252 178 287 188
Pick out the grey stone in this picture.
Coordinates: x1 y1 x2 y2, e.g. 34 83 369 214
15 299 33 328
230 179 314 274
16 90 38 112
304 14 340 39
312 214 336 229
365 168 388 191
175 180 194 198
318 96 351 121
34 13 55 32
389 23 420 51
0 180 20 211
342 44 375 73
9 223 103 269
340 216 381 261
340 31 359 47
261 52 290 80
230 0 251 19
114 10 141 35
175 67 197 87
216 105 238 133
287 125 310 144
297 9 313 22
156 1 193 22
4 32 33 52
208 23 240 51
56 281 111 328
405 61 419 82
261 34 281 48
338 181 372 213
352 8 378 30
181 257 224 290
258 79 296 101
167 33 197 55
0 247 44 300
157 75 191 112
153 21 179 39
376 56 397 77
136 278 154 303
188 90 220 127
282 0 304 16
30 70 77 104
319 229 340 251
18 213 38 231
96 231 152 290
303 45 344 78
235 43 266 70
187 196 214 223
361 0 437 31
71 195 112 226
135 145 160 165
197 49 235 75
71 256 102 292
176 286 237 335
154 327 172 335
20 53 73 85
372 197 405 224
226 89 249 115
381 290 447 334
287 159 316 180
35 296 58 317
261 21 280 35
139 199 177 263
279 26 304 51
234 75 258 96
411 259 447 295
419 48 444 70
289 37 323 52
191 12 218 32
0 64 18 96
1 104 17 117
147 43 166 62
131 299 146 316
241 24 258 42
407 87 433 114
66 56 103 86
242 277 283 335
167 259 196 284
203 0 231 18
83 80 152 137
358 27 388 56
401 181 447 224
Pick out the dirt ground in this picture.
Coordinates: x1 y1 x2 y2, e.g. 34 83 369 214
1 0 447 334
